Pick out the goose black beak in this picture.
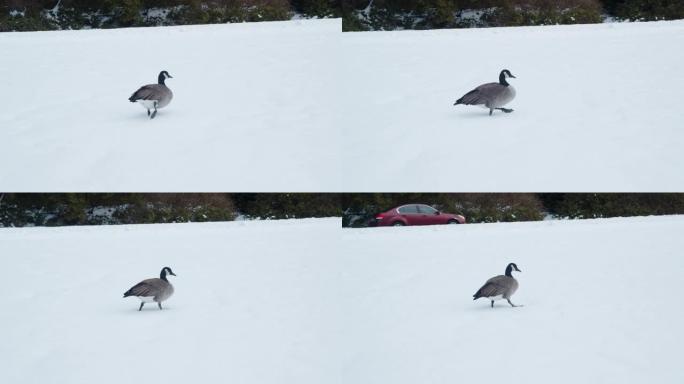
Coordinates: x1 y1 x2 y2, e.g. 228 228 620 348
510 74 516 79
170 272 177 276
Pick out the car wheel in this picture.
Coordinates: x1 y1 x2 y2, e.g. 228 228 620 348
392 221 405 227
447 220 459 224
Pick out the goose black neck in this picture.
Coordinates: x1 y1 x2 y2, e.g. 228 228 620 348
505 265 513 277
160 269 168 281
499 72 509 87
158 73 166 85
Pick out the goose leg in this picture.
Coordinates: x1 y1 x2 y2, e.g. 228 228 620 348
139 302 144 311
491 300 494 308
497 108 514 113
507 299 523 307
489 108 493 116
150 101 158 119
158 302 163 310
147 109 150 117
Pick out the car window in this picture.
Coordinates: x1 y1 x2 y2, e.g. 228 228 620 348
418 205 437 214
397 205 419 214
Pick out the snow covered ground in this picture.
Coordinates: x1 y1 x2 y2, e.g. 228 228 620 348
0 218 344 384
3 20 683 192
0 19 341 191
1 216 683 383
340 215 684 383
341 20 684 191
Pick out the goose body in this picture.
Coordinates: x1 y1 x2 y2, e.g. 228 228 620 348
124 267 176 310
455 69 516 116
129 71 173 119
473 263 522 307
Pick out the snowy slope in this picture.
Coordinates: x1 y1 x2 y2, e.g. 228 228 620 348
2 20 681 191
341 21 684 191
2 216 682 383
340 215 684 383
0 19 341 191
0 218 344 384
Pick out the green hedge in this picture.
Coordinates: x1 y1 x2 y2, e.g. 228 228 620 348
0 0 309 31
539 193 684 219
0 193 237 226
341 0 683 31
2 193 683 227
603 0 684 21
0 193 341 227
231 193 341 219
3 1 682 32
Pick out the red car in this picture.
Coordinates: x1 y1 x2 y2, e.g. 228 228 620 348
372 204 466 227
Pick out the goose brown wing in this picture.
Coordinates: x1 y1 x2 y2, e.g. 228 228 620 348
128 84 159 102
123 279 158 297
473 275 508 299
456 82 499 105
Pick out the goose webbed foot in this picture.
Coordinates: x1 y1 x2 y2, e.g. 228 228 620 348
497 108 514 113
139 302 144 311
507 299 523 307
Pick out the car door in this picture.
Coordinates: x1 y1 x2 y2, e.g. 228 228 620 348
396 205 421 225
417 204 442 225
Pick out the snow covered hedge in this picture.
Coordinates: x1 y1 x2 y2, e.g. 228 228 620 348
0 194 237 226
603 0 684 21
540 193 684 219
341 0 684 31
3 0 681 31
0 194 342 227
0 0 340 31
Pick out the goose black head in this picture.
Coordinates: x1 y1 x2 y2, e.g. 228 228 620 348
157 70 173 85
505 263 521 276
499 69 516 86
160 266 177 280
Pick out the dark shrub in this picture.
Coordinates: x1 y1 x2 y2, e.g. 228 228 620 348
605 0 684 21
540 193 684 219
0 193 237 227
342 0 605 30
233 193 341 219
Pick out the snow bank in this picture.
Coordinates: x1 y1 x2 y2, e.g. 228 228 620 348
340 20 684 191
0 218 343 383
1 19 682 191
1 216 682 383
0 19 342 191
340 215 684 383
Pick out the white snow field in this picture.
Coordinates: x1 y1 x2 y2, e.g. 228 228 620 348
0 218 344 384
340 215 684 383
341 20 684 191
2 216 683 383
0 19 341 191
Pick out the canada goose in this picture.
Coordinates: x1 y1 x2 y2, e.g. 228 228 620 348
454 69 516 116
128 71 173 119
473 263 522 307
123 267 176 311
